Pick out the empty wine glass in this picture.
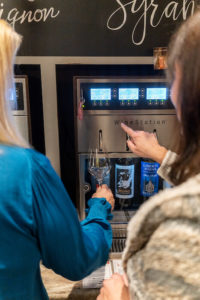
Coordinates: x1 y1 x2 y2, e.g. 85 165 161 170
88 148 111 187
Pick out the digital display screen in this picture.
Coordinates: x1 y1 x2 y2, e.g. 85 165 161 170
119 88 139 100
146 88 167 100
90 88 111 100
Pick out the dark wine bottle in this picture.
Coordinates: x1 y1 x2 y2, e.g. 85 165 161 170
115 158 134 210
140 158 160 200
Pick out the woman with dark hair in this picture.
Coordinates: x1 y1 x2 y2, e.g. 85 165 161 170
97 10 200 300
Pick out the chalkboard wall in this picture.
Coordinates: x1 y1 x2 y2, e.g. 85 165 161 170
1 0 199 56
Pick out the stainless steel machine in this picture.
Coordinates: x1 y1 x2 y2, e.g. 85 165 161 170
74 76 178 253
11 76 31 143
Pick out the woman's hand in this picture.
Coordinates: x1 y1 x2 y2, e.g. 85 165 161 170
92 184 115 210
121 123 167 164
97 273 130 300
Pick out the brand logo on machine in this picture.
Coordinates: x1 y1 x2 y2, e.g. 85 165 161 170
114 119 167 126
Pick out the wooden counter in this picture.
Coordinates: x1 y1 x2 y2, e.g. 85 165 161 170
41 265 99 300
41 253 122 299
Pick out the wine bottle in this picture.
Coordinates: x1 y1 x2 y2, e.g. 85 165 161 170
115 158 134 210
140 158 160 200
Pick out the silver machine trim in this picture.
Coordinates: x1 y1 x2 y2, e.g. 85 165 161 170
74 76 178 253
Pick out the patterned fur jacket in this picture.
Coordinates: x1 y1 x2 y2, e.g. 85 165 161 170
122 151 200 300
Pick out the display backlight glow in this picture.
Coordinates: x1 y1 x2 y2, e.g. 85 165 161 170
90 88 111 100
119 88 139 100
146 88 167 100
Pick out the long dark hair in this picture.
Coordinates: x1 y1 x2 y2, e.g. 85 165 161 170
167 11 200 185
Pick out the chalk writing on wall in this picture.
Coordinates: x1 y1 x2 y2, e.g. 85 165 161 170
107 0 195 46
0 0 198 56
0 0 60 27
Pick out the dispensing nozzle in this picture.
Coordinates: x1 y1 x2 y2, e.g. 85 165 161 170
153 129 158 139
126 133 130 151
99 130 103 152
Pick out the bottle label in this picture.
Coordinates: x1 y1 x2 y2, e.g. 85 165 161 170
141 161 160 197
115 164 134 199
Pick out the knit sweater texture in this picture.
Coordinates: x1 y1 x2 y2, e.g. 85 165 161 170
122 151 200 300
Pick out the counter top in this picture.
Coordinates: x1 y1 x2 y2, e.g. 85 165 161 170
41 253 122 299
41 265 99 300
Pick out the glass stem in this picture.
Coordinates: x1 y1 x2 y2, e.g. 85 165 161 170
98 180 103 187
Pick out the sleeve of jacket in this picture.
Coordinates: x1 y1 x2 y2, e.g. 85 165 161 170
30 150 112 281
122 182 200 300
157 150 177 184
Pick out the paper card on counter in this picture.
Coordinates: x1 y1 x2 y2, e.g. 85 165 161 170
112 259 123 275
82 260 112 289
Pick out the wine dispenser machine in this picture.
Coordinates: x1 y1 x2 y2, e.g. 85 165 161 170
74 76 178 253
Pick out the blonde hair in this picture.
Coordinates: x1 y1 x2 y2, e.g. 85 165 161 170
0 19 29 147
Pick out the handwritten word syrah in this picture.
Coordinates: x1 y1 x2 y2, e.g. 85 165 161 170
107 0 195 45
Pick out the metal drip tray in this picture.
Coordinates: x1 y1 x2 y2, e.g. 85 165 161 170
110 211 136 253
111 228 127 253
111 210 136 224
111 238 126 253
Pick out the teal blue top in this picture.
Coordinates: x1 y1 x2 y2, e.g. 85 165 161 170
0 145 112 299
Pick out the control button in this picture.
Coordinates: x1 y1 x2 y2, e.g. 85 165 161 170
92 101 97 106
127 101 131 106
120 101 125 106
83 184 91 192
105 101 109 106
99 101 103 106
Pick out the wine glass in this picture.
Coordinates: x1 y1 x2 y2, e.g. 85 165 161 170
88 148 111 187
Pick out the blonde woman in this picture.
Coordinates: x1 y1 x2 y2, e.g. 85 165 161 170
0 20 114 299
